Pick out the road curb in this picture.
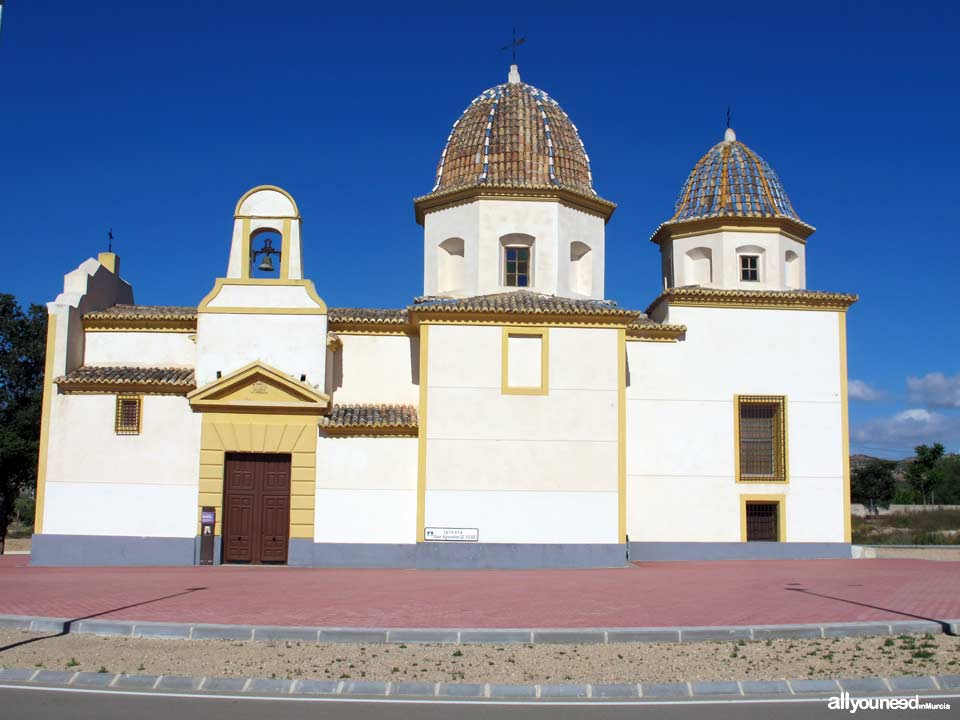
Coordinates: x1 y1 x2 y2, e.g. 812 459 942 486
1 667 957 701
1 614 957 644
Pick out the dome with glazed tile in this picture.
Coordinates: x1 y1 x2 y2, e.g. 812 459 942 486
430 65 597 197
670 129 802 223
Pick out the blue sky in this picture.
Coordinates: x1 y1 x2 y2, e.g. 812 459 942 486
2 1 958 457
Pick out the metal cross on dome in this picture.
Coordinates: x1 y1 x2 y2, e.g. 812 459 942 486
501 28 526 64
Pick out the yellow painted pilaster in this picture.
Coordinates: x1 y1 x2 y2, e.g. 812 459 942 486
33 317 57 534
416 324 429 542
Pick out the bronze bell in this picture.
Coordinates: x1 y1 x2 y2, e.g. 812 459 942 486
257 254 275 273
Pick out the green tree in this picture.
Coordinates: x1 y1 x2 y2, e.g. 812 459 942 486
932 455 960 505
907 443 946 505
851 458 897 512
0 295 47 553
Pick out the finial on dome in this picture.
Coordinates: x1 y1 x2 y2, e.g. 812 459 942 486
508 64 521 84
724 127 737 143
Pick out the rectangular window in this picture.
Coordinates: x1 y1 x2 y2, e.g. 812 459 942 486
740 255 759 282
745 501 781 542
735 395 787 482
115 395 142 435
504 246 531 287
501 327 548 395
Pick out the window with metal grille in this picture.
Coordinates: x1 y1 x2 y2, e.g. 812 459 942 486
504 246 530 287
740 255 759 282
115 395 142 435
736 396 786 481
745 501 780 542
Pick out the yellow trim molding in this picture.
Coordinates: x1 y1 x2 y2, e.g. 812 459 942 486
733 395 789 484
617 328 627 542
188 361 329 414
84 319 196 332
33 316 57 534
740 494 787 542
197 277 328 315
416 313 631 329
328 323 413 336
59 383 192 396
501 326 549 396
416 324 429 542
646 287 857 316
839 312 852 543
649 216 815 245
414 184 617 225
197 412 317 540
321 426 418 438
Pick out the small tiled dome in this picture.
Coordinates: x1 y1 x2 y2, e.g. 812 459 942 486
670 129 801 223
431 65 596 196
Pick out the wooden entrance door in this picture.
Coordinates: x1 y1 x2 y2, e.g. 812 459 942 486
223 453 291 564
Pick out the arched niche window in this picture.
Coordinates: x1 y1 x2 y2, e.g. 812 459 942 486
785 250 801 288
437 237 465 293
249 228 282 279
500 233 534 288
684 247 713 285
736 244 765 283
569 241 593 295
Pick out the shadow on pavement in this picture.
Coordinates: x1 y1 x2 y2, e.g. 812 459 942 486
0 587 207 652
785 586 955 634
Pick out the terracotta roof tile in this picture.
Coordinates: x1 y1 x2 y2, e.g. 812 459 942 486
320 403 418 429
55 365 196 389
429 77 600 198
410 290 639 319
327 307 408 324
84 305 197 321
646 286 858 315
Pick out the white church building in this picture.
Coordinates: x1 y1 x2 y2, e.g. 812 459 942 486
32 65 857 567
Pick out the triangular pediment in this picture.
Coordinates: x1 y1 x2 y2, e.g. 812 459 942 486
188 361 329 413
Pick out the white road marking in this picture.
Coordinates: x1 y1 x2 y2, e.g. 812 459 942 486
1 684 958 706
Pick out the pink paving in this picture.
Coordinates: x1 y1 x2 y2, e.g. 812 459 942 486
1 555 958 628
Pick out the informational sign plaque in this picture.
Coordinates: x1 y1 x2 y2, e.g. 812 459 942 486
199 506 216 565
424 527 479 542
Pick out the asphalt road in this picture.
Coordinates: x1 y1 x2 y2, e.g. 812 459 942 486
3 686 954 720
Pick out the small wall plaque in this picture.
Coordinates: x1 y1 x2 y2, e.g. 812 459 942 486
424 527 479 542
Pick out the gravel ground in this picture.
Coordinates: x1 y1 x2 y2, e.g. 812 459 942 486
1 631 959 683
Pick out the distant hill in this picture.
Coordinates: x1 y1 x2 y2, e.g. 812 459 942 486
850 453 914 482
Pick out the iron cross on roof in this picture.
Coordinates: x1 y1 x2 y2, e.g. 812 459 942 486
501 28 526 64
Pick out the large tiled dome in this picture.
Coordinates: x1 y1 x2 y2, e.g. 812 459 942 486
430 66 596 197
670 129 801 223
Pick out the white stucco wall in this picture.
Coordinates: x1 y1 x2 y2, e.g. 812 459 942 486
424 325 619 544
625 306 845 543
664 229 807 290
423 199 606 299
43 394 201 537
196 313 326 387
83 332 196 367
330 335 418 404
314 436 418 543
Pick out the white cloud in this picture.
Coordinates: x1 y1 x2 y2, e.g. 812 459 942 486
848 379 885 401
907 372 960 409
852 408 960 451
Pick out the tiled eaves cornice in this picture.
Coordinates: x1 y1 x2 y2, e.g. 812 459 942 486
320 403 418 437
646 287 859 316
649 215 817 245
627 320 687 343
55 365 196 394
83 305 198 332
413 183 617 225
